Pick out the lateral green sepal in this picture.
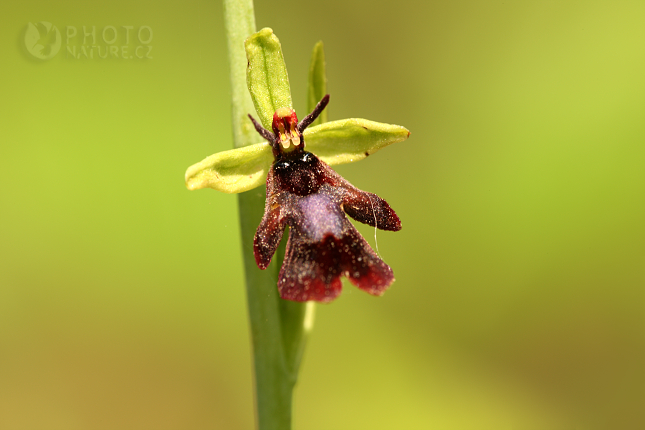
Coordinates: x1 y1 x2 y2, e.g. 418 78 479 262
185 142 273 193
305 118 410 166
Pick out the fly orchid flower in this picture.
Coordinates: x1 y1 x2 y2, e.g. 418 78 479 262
185 28 409 302
249 95 401 302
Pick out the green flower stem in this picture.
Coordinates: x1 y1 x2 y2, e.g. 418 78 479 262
223 2 310 429
223 0 257 149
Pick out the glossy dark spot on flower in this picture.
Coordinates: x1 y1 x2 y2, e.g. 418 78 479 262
273 151 335 196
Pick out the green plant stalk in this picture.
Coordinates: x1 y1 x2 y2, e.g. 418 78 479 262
223 1 311 429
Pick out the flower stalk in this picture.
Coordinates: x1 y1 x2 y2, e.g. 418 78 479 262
224 0 296 430
224 1 306 429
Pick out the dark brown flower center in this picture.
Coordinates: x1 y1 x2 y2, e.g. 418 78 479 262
273 151 333 196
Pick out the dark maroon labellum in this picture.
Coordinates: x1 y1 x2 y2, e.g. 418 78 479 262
248 95 401 303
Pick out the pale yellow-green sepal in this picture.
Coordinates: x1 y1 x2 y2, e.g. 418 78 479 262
305 119 410 166
185 142 273 193
185 119 409 194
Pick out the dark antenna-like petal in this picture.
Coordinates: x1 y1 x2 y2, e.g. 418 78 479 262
248 114 277 146
297 94 330 134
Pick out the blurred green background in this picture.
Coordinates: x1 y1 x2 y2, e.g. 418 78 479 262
1 1 644 429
